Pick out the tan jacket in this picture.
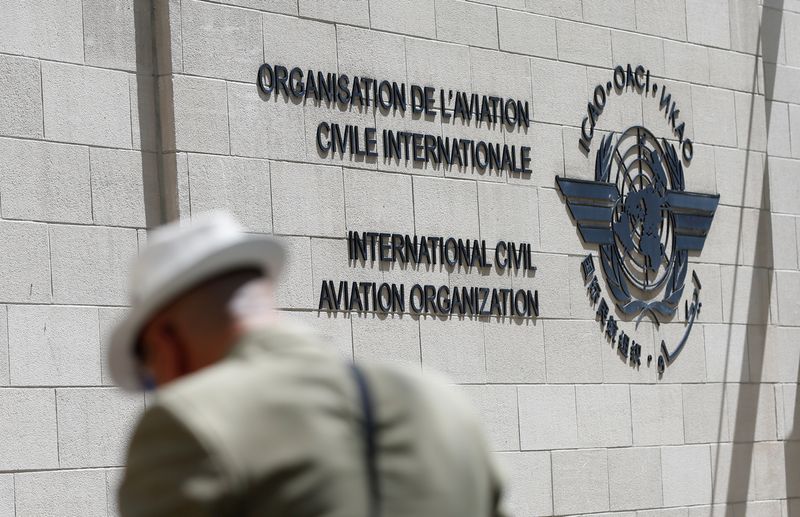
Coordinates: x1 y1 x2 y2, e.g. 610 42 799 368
119 324 508 517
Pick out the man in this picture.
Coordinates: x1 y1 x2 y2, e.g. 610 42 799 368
110 212 508 517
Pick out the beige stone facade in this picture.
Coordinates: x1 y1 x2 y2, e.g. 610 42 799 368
0 0 798 515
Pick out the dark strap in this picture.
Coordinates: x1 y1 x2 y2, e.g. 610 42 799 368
350 364 380 517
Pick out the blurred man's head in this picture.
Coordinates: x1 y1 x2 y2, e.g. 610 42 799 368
109 213 284 391
136 268 276 386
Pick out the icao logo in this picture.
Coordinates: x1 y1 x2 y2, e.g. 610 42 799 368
557 64 720 374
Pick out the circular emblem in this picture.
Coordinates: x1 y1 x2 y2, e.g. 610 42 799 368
593 126 688 322
609 127 675 295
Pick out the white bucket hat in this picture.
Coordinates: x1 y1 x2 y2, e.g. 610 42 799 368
108 211 284 391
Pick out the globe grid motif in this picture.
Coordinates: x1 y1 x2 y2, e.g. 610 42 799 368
609 126 676 298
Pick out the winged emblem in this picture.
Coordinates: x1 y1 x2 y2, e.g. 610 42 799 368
556 126 719 322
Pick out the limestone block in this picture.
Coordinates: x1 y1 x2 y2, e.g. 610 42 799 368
777 270 800 324
686 0 731 48
518 384 578 450
766 101 792 158
611 31 665 76
263 14 337 72
656 322 708 383
552 449 610 515
0 138 91 224
531 58 587 125
352 313 420 366
369 0 436 38
99 307 128 385
274 236 314 310
477 182 538 246
42 62 132 148
751 441 787 500
0 388 57 469
763 63 800 104
484 321 545 383
271 162 344 237
787 11 800 67
791 104 800 159
91 148 149 228
511 123 561 187
769 157 800 215
704 324 749 383
663 41 709 85
344 168 414 235
661 445 713 506
630 384 685 446
187 153 272 233
544 319 603 383
49 225 138 305
708 442 753 503
282 311 353 359
576 384 632 447
228 81 304 161
0 0 83 63
714 147 766 209
509 253 568 319
15 470 107 517
691 85 737 147
494 451 552 516
525 0 582 20
733 92 767 152
413 176 479 237
608 447 663 511
737 208 773 268
435 0 498 49
9 305 101 386
726 383 777 443
310 236 381 289
682 383 730 443
83 0 143 71
182 0 262 82
729 0 761 55
0 475 11 517
419 317 485 383
57 388 144 467
0 221 51 303
337 25 407 81
460 385 519 451
130 74 158 152
405 38 471 100
749 325 800 383
556 20 612 67
709 48 759 92
210 0 296 14
471 47 533 107
298 0 370 27
0 54 42 138
0 307 6 386
699 204 739 265
583 0 635 30
106 468 124 517
635 0 687 39
171 75 229 154
497 9 557 58
719 265 770 325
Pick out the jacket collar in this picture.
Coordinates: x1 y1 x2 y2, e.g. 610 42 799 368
227 322 330 361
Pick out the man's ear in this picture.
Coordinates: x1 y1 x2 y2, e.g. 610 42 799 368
141 319 188 386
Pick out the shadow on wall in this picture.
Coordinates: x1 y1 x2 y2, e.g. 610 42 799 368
713 0 798 515
133 0 178 228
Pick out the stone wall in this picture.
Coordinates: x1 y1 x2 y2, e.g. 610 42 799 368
0 0 797 516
